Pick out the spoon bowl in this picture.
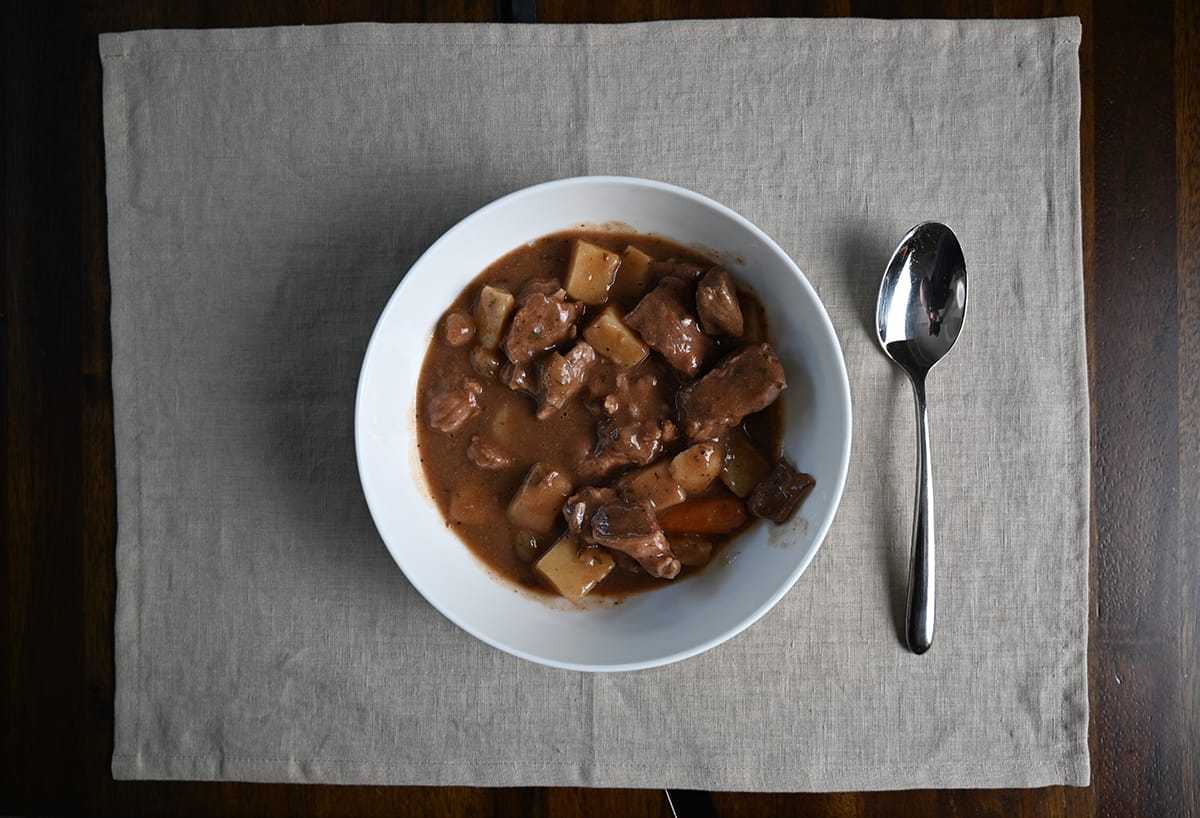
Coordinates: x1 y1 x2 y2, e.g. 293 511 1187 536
877 223 967 375
876 222 967 653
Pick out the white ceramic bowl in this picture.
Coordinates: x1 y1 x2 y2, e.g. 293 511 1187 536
355 176 851 671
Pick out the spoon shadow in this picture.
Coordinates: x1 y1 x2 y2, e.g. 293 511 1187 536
837 223 911 646
881 368 912 647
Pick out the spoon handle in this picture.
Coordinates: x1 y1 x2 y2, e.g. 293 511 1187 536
907 377 936 654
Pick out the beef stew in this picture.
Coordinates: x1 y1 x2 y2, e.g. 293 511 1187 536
416 230 814 602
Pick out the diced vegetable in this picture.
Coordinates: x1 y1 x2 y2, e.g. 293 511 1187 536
564 240 621 305
474 284 515 350
618 460 687 510
583 305 649 368
488 402 519 448
535 536 616 602
513 529 544 563
668 534 713 568
669 442 725 494
507 462 573 533
448 480 501 526
611 245 654 304
469 344 503 379
720 428 772 498
657 495 748 535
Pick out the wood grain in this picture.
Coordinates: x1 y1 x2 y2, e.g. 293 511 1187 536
3 0 1198 815
1089 2 1188 817
1175 0 1200 817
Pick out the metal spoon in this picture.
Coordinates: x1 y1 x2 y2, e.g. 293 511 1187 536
876 222 967 654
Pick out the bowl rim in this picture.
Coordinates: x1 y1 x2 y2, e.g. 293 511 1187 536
354 175 853 671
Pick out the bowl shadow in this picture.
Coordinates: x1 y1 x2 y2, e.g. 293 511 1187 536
232 184 509 596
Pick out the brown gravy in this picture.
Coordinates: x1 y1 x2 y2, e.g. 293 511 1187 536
415 231 786 598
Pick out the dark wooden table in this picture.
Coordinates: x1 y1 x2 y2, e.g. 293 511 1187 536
4 1 1197 815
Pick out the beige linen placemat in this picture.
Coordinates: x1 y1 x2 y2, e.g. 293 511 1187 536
101 18 1088 789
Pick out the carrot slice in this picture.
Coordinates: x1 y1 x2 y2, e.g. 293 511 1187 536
657 496 747 535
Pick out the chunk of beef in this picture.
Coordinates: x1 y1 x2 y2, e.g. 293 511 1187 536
425 377 483 434
520 277 567 298
469 345 503 379
467 435 516 470
503 287 582 363
695 267 744 337
646 258 707 282
536 341 597 420
578 366 678 481
678 343 787 441
441 310 476 346
562 485 618 542
624 277 713 377
590 497 681 579
579 356 620 410
609 550 643 575
499 361 536 396
748 459 816 523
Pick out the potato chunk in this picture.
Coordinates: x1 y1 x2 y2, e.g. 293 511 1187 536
719 428 772 498
564 240 621 305
669 442 725 494
507 463 573 533
618 459 687 510
611 245 654 304
583 305 649 368
488 401 521 449
474 284 515 350
535 537 615 602
513 529 544 564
